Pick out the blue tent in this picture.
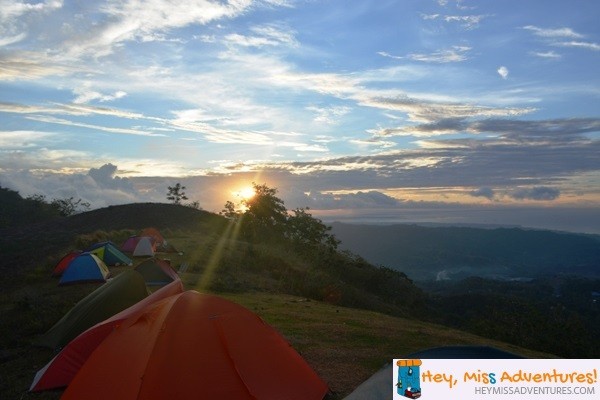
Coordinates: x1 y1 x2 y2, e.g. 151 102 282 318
59 253 110 285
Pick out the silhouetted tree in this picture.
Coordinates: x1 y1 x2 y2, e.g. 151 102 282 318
241 183 288 240
167 183 188 204
220 200 240 219
287 207 339 251
50 196 91 216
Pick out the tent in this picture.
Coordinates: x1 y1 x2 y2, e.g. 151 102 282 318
87 241 132 266
61 291 329 400
133 236 156 257
58 253 110 286
343 346 523 400
121 235 141 253
31 278 184 392
134 257 179 286
51 250 82 277
140 227 165 245
36 270 150 351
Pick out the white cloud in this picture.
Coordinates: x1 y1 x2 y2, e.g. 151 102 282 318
25 115 164 137
306 105 352 125
73 85 128 104
61 0 258 58
530 50 561 59
523 25 584 39
497 66 509 79
407 46 471 63
0 130 56 148
0 32 27 47
555 41 600 51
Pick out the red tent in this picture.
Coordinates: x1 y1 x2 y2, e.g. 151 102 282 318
51 250 82 277
60 291 329 400
31 278 184 392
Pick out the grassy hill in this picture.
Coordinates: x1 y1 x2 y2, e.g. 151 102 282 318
0 203 555 399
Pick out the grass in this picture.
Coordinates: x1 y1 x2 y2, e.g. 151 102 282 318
0 204 557 399
3 279 553 399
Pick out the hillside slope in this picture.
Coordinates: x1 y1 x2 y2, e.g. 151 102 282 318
0 203 562 398
0 203 225 288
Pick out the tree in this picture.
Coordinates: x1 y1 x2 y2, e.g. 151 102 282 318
220 200 240 219
167 183 188 205
50 197 91 216
241 183 288 240
286 207 339 251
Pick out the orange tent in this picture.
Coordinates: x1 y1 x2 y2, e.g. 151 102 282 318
31 278 184 392
140 227 165 245
61 291 329 400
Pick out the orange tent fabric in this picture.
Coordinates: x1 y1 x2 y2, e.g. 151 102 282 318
140 227 164 245
30 278 184 392
61 291 328 400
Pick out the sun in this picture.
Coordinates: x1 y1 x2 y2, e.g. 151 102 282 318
234 186 256 201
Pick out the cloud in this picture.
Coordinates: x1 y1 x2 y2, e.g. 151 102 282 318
306 105 352 125
406 46 471 63
510 187 560 201
0 130 56 148
554 41 600 51
497 66 509 79
530 51 561 59
522 26 584 39
224 24 298 48
469 187 495 200
88 163 135 191
523 26 599 52
73 86 128 104
422 13 488 29
361 96 532 126
25 115 164 137
290 190 402 210
0 165 141 208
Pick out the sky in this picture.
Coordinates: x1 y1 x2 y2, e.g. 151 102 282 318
1 0 599 234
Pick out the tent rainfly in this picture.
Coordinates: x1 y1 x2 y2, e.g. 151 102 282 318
140 227 165 246
133 236 156 257
52 250 83 277
87 241 132 266
58 253 110 286
30 278 184 392
60 291 329 400
36 270 150 351
134 257 178 286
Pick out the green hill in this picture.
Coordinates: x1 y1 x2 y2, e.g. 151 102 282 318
0 202 555 399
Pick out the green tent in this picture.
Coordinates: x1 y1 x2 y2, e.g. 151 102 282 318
134 257 179 286
87 242 132 266
35 270 150 351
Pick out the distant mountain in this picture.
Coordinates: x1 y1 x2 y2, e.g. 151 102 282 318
330 222 600 281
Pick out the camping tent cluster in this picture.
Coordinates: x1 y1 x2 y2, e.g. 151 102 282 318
33 227 329 399
51 227 180 285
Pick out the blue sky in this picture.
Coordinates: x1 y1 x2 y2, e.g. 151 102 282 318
1 0 599 233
